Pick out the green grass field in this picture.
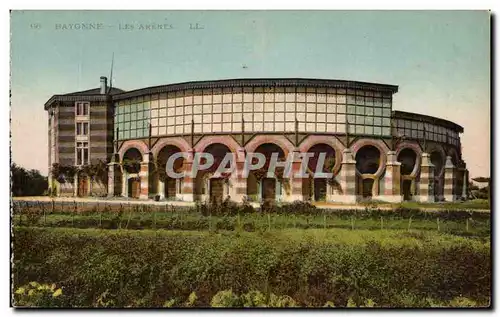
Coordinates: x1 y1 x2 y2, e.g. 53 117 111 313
349 199 490 210
11 200 492 308
12 226 491 307
12 209 490 238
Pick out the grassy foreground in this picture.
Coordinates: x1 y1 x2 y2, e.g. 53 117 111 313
12 226 491 308
12 210 490 238
12 199 491 237
350 199 490 210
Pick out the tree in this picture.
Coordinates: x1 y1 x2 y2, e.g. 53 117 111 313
11 163 48 196
81 161 109 193
472 177 490 203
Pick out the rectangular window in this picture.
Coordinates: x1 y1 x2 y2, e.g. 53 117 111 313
83 148 89 164
76 102 90 116
76 142 89 166
76 122 89 136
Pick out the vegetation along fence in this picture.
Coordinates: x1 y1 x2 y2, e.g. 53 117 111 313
11 200 490 237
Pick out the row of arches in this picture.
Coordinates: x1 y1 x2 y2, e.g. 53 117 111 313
116 135 461 202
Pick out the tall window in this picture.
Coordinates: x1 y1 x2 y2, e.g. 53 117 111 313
76 142 89 165
76 122 89 136
76 102 90 116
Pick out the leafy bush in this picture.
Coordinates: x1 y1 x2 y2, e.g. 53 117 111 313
185 292 198 307
208 290 298 307
241 290 267 307
278 201 317 215
448 296 479 307
239 290 298 307
267 294 298 307
210 290 241 307
197 197 255 217
14 282 63 307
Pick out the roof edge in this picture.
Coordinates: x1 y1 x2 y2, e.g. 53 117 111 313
112 78 399 101
44 78 399 110
44 94 110 110
392 110 464 133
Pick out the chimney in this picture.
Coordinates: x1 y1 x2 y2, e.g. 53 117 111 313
100 76 108 94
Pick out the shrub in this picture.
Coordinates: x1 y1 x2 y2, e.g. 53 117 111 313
210 290 241 307
197 197 255 217
448 296 479 307
279 201 317 215
241 290 267 307
13 282 63 307
268 294 298 307
184 292 198 307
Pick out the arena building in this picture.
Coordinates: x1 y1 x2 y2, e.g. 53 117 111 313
44 77 468 203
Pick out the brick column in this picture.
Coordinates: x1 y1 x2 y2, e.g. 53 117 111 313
231 147 247 203
284 149 304 202
121 170 128 198
444 156 456 202
73 173 78 197
380 151 402 203
107 163 115 197
453 162 465 200
338 149 357 203
107 153 120 197
417 153 435 203
157 179 165 200
139 152 151 200
462 168 469 199
178 149 194 202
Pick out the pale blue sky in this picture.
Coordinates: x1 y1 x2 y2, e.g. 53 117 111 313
10 10 490 177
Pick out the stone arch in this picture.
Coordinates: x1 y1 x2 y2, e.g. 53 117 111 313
245 135 295 157
299 135 344 176
446 146 460 167
426 142 446 201
426 142 446 178
194 135 244 160
119 140 149 162
193 142 234 202
350 138 389 178
396 141 422 177
151 137 191 162
121 147 143 172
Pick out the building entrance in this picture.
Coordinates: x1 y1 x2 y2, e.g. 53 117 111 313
402 179 412 201
362 179 374 198
262 178 276 201
128 178 141 199
210 178 224 203
78 176 88 197
314 179 327 201
165 178 176 199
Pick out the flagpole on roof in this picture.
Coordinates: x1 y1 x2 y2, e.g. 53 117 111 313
108 52 114 94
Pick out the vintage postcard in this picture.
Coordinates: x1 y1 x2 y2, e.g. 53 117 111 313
10 10 491 308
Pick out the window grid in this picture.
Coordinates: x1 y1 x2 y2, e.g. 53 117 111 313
76 142 89 166
114 87 394 139
115 98 150 140
76 122 89 136
394 119 460 146
75 102 90 116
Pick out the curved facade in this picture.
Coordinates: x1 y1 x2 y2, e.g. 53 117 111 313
113 79 397 140
46 78 468 203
